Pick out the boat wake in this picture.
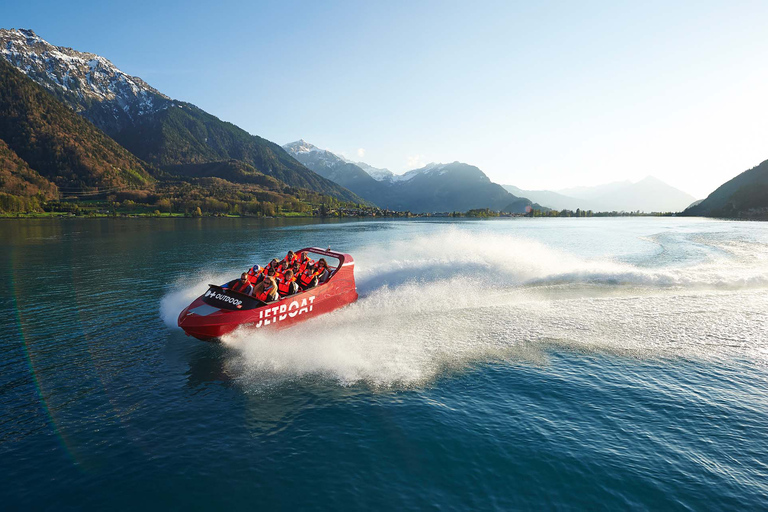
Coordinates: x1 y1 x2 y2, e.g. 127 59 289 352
163 228 768 388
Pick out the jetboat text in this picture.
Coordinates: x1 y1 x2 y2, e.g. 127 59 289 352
255 296 316 328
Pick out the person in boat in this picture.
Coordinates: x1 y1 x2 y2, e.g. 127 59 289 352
277 269 299 296
268 261 284 280
266 258 281 275
253 276 278 302
246 264 263 284
231 272 254 296
297 252 314 273
298 264 319 290
282 250 297 266
276 263 288 279
254 269 266 285
315 258 331 283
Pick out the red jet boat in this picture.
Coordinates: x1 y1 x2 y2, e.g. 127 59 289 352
178 248 358 341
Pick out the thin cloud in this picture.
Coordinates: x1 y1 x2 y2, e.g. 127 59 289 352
357 148 366 158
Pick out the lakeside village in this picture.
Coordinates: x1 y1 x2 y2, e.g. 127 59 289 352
0 197 679 219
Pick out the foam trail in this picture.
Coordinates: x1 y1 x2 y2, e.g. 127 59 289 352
351 228 768 291
163 227 768 388
222 281 768 389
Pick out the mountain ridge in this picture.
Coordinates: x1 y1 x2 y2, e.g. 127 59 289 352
683 159 768 219
284 140 543 213
0 28 363 204
505 177 697 212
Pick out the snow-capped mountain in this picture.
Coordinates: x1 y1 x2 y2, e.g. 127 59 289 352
0 28 172 132
355 161 395 182
282 140 382 197
0 29 361 201
283 139 323 155
284 140 541 213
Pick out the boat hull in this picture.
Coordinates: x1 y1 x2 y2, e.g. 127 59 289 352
178 249 357 341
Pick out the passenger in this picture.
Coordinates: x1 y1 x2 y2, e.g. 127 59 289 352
298 264 319 290
267 259 284 279
255 270 266 285
277 269 299 296
266 258 281 274
315 258 330 283
231 272 254 295
297 252 314 273
254 277 278 302
291 261 301 276
246 264 262 284
282 250 297 266
277 259 290 277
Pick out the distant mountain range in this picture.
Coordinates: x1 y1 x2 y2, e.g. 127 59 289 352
4 28 751 219
504 177 697 213
0 28 362 205
283 140 542 213
682 159 768 219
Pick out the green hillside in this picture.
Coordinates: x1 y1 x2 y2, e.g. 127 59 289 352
683 159 768 219
94 102 363 203
0 59 364 216
0 139 58 198
0 58 154 192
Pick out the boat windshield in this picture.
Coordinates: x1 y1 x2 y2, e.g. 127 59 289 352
302 250 341 279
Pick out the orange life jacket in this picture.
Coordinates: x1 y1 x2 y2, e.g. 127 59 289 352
299 270 317 288
256 286 275 302
298 256 314 273
277 277 296 296
247 266 265 284
282 253 298 266
315 266 329 282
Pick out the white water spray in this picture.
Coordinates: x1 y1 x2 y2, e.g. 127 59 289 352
163 227 768 388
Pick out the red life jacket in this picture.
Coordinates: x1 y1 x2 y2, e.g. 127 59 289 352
298 257 314 273
277 277 296 296
231 280 252 294
256 286 275 302
248 266 265 284
315 266 329 282
299 270 317 287
283 253 298 266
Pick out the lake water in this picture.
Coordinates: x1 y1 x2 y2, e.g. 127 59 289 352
1 217 767 510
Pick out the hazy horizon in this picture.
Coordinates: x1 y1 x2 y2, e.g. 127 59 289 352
285 138 701 197
4 1 768 198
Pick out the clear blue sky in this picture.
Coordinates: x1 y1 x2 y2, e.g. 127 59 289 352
4 0 768 197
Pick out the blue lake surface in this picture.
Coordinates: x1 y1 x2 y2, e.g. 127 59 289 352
1 217 767 510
